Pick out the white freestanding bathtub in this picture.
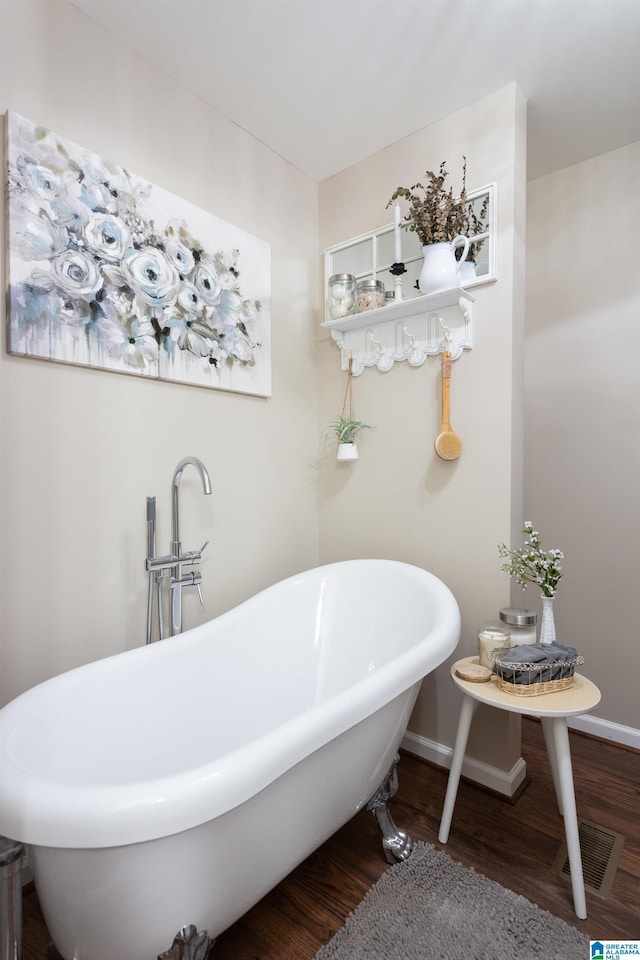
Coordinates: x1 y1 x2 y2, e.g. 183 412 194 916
0 559 460 960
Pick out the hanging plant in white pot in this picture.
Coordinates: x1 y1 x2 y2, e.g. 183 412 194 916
323 359 372 461
325 415 372 460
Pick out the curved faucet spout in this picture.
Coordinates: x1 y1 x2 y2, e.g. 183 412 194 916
171 457 212 549
170 457 212 638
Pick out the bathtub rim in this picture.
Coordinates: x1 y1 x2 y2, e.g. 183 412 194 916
0 559 461 848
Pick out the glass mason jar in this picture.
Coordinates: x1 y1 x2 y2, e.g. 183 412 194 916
356 279 385 312
327 274 356 320
499 608 538 646
477 623 511 669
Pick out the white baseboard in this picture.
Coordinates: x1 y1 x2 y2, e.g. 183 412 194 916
401 730 527 799
568 715 640 751
401 718 639 806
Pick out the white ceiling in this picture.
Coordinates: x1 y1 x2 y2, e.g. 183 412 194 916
71 0 640 182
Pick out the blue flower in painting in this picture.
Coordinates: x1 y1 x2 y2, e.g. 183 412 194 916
165 240 195 275
121 246 181 308
13 151 88 230
177 282 206 317
83 213 130 262
7 113 264 380
16 155 66 201
51 249 103 300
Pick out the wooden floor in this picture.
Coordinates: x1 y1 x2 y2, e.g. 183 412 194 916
23 718 639 959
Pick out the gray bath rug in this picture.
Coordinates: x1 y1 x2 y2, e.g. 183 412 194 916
314 842 589 960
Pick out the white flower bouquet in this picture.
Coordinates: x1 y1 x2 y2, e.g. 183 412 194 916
498 522 564 598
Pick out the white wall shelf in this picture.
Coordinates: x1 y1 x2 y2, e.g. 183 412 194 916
322 182 495 374
321 286 474 375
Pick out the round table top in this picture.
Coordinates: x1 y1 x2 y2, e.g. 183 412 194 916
451 657 601 718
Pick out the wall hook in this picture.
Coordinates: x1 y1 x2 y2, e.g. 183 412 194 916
368 331 384 357
402 325 418 354
439 319 452 354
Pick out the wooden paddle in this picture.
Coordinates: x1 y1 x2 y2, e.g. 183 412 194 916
434 350 462 460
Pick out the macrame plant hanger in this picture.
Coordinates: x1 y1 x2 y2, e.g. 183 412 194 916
341 356 355 425
336 356 360 461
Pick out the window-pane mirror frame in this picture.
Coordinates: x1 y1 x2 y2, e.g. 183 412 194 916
324 183 496 313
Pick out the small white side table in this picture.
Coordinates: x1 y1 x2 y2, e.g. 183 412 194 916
438 657 601 919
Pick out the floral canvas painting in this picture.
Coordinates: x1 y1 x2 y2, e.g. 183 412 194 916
6 112 271 396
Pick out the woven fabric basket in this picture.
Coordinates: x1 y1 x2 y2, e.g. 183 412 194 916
491 647 584 697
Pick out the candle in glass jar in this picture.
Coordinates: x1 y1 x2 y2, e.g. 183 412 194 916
477 626 511 669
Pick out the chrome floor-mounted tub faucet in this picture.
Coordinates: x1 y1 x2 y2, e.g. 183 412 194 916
145 457 212 642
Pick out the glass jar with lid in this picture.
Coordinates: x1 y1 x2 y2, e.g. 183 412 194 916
327 274 356 321
356 279 385 312
499 608 538 646
477 623 511 668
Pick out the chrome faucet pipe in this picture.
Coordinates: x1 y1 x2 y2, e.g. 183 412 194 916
144 459 212 643
146 497 157 645
146 542 209 572
170 457 212 637
171 457 212 553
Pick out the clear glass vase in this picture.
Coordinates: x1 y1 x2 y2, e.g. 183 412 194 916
539 595 556 645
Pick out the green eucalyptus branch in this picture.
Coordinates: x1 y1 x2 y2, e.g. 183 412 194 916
387 157 488 252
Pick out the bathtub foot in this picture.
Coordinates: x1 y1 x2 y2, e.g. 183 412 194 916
366 755 412 864
158 924 216 960
0 836 23 960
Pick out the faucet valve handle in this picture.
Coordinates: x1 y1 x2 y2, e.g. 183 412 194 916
196 582 204 605
199 540 210 557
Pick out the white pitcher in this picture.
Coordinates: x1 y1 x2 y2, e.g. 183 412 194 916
418 236 470 295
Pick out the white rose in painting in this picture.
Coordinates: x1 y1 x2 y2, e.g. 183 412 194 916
177 282 205 316
6 113 267 388
165 240 195 275
193 263 222 306
84 214 131 262
16 155 65 201
51 250 103 299
121 246 180 307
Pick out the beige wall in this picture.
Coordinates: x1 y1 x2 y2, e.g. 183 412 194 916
0 1 320 704
3 3 634 781
318 84 528 778
525 141 640 733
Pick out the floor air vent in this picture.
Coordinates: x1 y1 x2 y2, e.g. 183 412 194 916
551 818 624 899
